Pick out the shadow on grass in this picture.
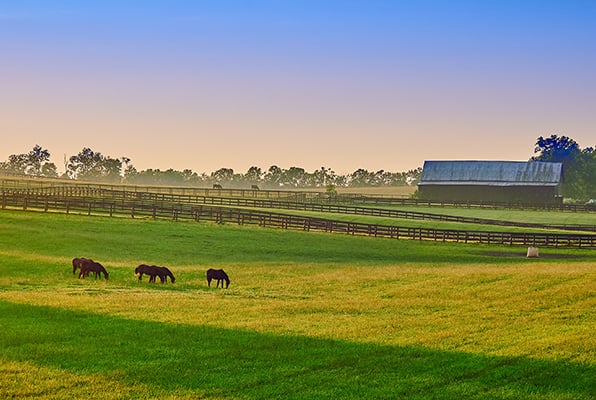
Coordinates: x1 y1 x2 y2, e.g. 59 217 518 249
1 300 593 399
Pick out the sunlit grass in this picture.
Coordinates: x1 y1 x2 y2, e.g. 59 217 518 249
0 209 594 399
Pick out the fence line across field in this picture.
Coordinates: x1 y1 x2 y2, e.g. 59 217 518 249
4 187 596 232
2 192 594 248
2 178 594 212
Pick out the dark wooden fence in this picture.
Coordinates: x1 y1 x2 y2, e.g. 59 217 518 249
4 187 594 233
2 177 595 212
2 192 594 248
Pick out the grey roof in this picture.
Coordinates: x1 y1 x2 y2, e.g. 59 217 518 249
419 161 563 187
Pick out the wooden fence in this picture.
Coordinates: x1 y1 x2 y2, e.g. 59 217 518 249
2 192 594 248
2 177 595 212
4 187 595 233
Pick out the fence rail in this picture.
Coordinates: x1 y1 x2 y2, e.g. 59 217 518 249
4 187 595 233
2 192 594 248
2 177 595 212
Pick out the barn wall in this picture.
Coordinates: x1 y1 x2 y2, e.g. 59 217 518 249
418 185 561 204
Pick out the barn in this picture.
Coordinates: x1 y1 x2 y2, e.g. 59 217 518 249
418 160 563 204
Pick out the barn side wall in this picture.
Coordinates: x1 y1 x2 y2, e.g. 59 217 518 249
418 185 561 204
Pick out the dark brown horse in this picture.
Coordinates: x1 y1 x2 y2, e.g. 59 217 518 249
135 264 175 283
79 259 109 280
72 257 90 274
206 268 230 288
159 266 176 283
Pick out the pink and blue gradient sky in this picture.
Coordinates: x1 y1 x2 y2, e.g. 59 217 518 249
1 0 594 175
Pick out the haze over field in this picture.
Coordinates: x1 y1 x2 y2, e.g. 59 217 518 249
1 1 595 175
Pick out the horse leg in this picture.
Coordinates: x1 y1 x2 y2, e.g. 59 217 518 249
207 277 212 287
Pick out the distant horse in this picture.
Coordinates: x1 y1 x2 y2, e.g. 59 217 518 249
72 257 89 274
213 184 222 189
206 268 230 288
251 185 260 190
135 264 160 282
135 264 175 283
158 266 176 283
79 259 109 280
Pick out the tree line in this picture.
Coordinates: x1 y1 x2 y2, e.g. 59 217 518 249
1 135 593 199
0 145 422 189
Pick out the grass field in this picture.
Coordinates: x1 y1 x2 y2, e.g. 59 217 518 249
0 209 594 399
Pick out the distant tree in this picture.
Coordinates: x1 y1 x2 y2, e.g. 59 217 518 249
210 168 234 186
282 167 306 187
532 135 581 163
40 163 59 178
348 168 373 187
312 166 335 187
244 166 263 185
66 147 124 182
405 167 423 186
532 134 595 199
0 145 58 177
265 165 283 187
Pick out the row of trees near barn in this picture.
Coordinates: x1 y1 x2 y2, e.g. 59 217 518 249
0 146 422 189
1 135 593 199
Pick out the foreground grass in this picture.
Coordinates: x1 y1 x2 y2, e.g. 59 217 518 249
0 210 594 399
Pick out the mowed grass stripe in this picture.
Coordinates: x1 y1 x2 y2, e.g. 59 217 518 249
1 301 594 400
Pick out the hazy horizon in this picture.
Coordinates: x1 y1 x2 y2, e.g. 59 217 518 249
1 1 594 175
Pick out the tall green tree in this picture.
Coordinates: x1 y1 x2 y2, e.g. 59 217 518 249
532 134 595 199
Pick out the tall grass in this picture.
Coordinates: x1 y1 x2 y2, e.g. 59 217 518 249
0 209 594 399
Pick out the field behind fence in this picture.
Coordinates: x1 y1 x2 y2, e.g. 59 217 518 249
2 189 595 248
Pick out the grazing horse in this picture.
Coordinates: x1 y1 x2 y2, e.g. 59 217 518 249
213 184 222 189
72 257 89 274
79 259 109 280
135 264 175 283
158 266 176 283
206 268 230 288
251 184 259 190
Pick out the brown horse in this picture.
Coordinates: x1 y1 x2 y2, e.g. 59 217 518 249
206 268 230 288
135 264 175 283
72 257 90 274
79 259 109 280
159 266 176 283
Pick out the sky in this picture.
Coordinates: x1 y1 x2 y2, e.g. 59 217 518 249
1 0 595 175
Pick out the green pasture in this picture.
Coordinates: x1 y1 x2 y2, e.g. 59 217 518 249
252 207 594 234
0 209 594 399
364 205 596 227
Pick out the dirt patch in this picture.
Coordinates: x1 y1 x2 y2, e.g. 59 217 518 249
480 251 586 259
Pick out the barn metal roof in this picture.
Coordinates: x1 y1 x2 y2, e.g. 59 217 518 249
419 161 563 187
